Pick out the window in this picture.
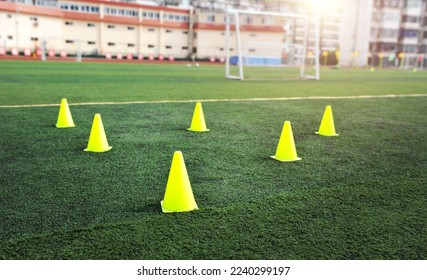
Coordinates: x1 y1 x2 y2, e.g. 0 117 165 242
383 13 399 22
249 49 256 53
166 29 172 33
402 15 419 23
244 16 254 25
424 31 427 39
128 43 135 47
384 0 401 7
66 40 74 44
87 23 95 27
402 44 417 52
7 14 12 18
8 35 13 40
128 26 135 30
108 42 115 46
224 15 235 24
182 46 188 50
379 28 399 37
406 0 422 8
401 29 418 38
147 28 155 32
65 21 74 26
250 34 257 37
148 45 155 48
262 16 272 25
381 43 397 51
30 37 38 41
166 45 172 49
207 14 215 23
145 12 159 19
88 41 96 45
183 31 188 34
30 17 38 21
108 25 115 29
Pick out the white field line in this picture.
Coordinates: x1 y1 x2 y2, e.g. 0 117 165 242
1 93 427 108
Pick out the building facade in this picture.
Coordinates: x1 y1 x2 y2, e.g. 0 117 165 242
368 0 426 67
0 0 193 58
0 0 285 59
1 0 426 67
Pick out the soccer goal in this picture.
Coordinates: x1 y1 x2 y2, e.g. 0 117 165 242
225 9 320 81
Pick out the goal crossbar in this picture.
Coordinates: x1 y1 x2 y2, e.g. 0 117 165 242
225 9 320 81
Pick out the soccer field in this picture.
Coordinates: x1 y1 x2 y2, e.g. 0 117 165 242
0 60 426 259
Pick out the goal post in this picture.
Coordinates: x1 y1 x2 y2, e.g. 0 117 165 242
225 9 320 81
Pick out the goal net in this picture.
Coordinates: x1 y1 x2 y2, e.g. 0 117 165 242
225 10 320 81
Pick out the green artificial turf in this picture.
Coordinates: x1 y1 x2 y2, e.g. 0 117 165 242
0 60 426 259
1 60 427 105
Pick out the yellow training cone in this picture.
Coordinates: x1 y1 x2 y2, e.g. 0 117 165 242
316 105 339 136
56 98 75 128
161 151 198 213
84 114 112 152
187 102 210 132
271 121 301 162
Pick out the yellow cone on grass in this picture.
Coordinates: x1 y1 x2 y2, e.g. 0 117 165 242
187 102 210 132
271 121 301 162
56 98 75 128
316 105 339 136
84 114 112 152
161 151 198 213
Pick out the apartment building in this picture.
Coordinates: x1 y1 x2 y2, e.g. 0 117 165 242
368 0 425 67
422 1 427 55
264 0 342 56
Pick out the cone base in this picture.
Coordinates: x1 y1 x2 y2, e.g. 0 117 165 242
187 128 210 132
315 131 339 137
161 200 198 213
84 146 112 153
56 124 75 128
271 155 302 162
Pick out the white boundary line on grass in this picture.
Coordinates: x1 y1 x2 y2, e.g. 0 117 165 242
1 93 427 108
